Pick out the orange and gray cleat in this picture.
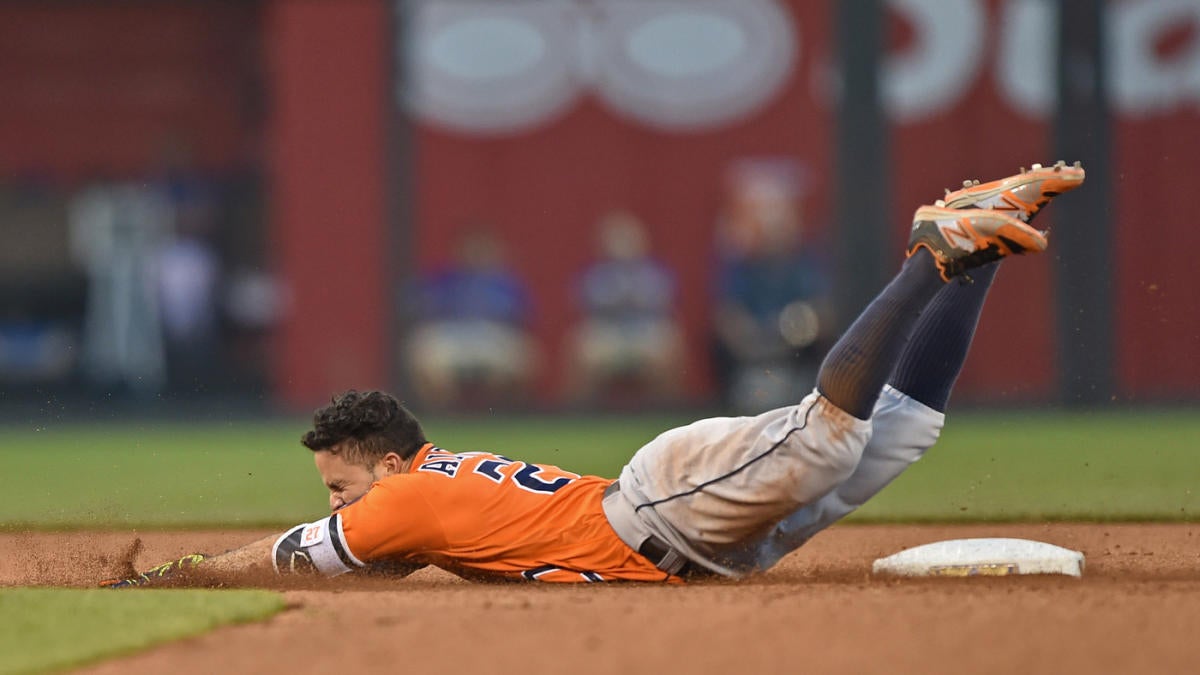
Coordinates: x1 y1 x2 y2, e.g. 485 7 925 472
907 205 1049 282
938 161 1085 224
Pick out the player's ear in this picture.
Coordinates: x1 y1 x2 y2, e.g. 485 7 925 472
380 452 405 476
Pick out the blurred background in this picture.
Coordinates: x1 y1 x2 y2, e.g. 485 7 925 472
1 0 1197 420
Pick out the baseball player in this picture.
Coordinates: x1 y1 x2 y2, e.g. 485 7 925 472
103 162 1084 587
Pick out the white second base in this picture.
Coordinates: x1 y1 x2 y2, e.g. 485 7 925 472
872 538 1085 578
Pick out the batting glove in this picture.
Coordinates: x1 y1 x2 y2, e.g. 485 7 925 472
99 553 209 589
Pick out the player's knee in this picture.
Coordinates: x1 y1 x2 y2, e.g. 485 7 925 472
826 439 866 485
786 427 868 505
867 388 944 462
803 394 872 475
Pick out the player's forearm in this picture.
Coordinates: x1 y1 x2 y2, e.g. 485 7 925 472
98 533 279 589
208 533 426 581
103 519 419 589
201 534 278 577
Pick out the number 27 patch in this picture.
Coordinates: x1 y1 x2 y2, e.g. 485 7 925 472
301 521 325 546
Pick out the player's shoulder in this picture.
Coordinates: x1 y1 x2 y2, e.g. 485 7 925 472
408 447 593 487
414 446 503 464
407 446 520 479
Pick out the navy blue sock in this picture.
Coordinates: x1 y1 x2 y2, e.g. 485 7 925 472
888 262 1000 412
817 249 945 420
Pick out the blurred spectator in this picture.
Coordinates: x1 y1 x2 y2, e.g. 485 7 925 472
565 211 685 406
66 135 231 396
712 160 830 412
157 235 220 380
69 180 171 395
405 227 538 408
151 136 224 389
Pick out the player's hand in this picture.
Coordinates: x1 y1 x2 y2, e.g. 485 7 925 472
99 553 209 589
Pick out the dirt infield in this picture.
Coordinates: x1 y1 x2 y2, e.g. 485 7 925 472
4 523 1199 674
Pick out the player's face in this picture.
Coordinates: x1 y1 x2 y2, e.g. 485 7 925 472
313 446 403 511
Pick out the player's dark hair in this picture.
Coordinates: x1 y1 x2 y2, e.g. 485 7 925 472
301 390 427 466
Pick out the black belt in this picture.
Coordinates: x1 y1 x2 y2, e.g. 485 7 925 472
605 481 698 578
638 535 697 578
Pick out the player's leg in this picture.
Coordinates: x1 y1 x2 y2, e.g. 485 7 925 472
813 245 946 421
813 161 1082 419
826 162 1086 440
887 262 999 410
891 161 1086 411
607 199 1052 577
700 238 998 574
740 163 1086 571
744 265 1003 571
611 244 960 567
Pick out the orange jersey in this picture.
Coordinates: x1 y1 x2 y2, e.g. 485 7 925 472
336 444 674 583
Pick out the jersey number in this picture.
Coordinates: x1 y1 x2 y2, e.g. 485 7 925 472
474 459 575 494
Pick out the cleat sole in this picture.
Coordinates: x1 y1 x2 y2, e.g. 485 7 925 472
942 164 1085 219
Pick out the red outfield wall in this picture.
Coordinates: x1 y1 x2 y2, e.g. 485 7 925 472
265 0 391 407
2 1 1196 406
410 0 1200 404
411 2 836 400
888 0 1200 401
0 2 259 178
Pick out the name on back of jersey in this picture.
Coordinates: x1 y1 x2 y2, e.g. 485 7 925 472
416 449 580 495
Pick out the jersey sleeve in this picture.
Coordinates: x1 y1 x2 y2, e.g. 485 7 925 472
335 478 447 565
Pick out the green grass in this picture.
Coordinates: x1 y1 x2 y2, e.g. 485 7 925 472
0 588 284 675
853 409 1200 522
0 409 1197 529
0 421 324 529
0 415 693 529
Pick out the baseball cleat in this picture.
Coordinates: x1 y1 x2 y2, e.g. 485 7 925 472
936 161 1085 224
908 205 1048 282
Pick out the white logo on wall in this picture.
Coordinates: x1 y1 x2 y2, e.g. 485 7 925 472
883 0 1200 121
401 0 798 135
402 0 1200 135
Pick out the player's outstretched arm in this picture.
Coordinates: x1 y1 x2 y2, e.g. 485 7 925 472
99 524 426 588
98 534 278 589
208 532 427 580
